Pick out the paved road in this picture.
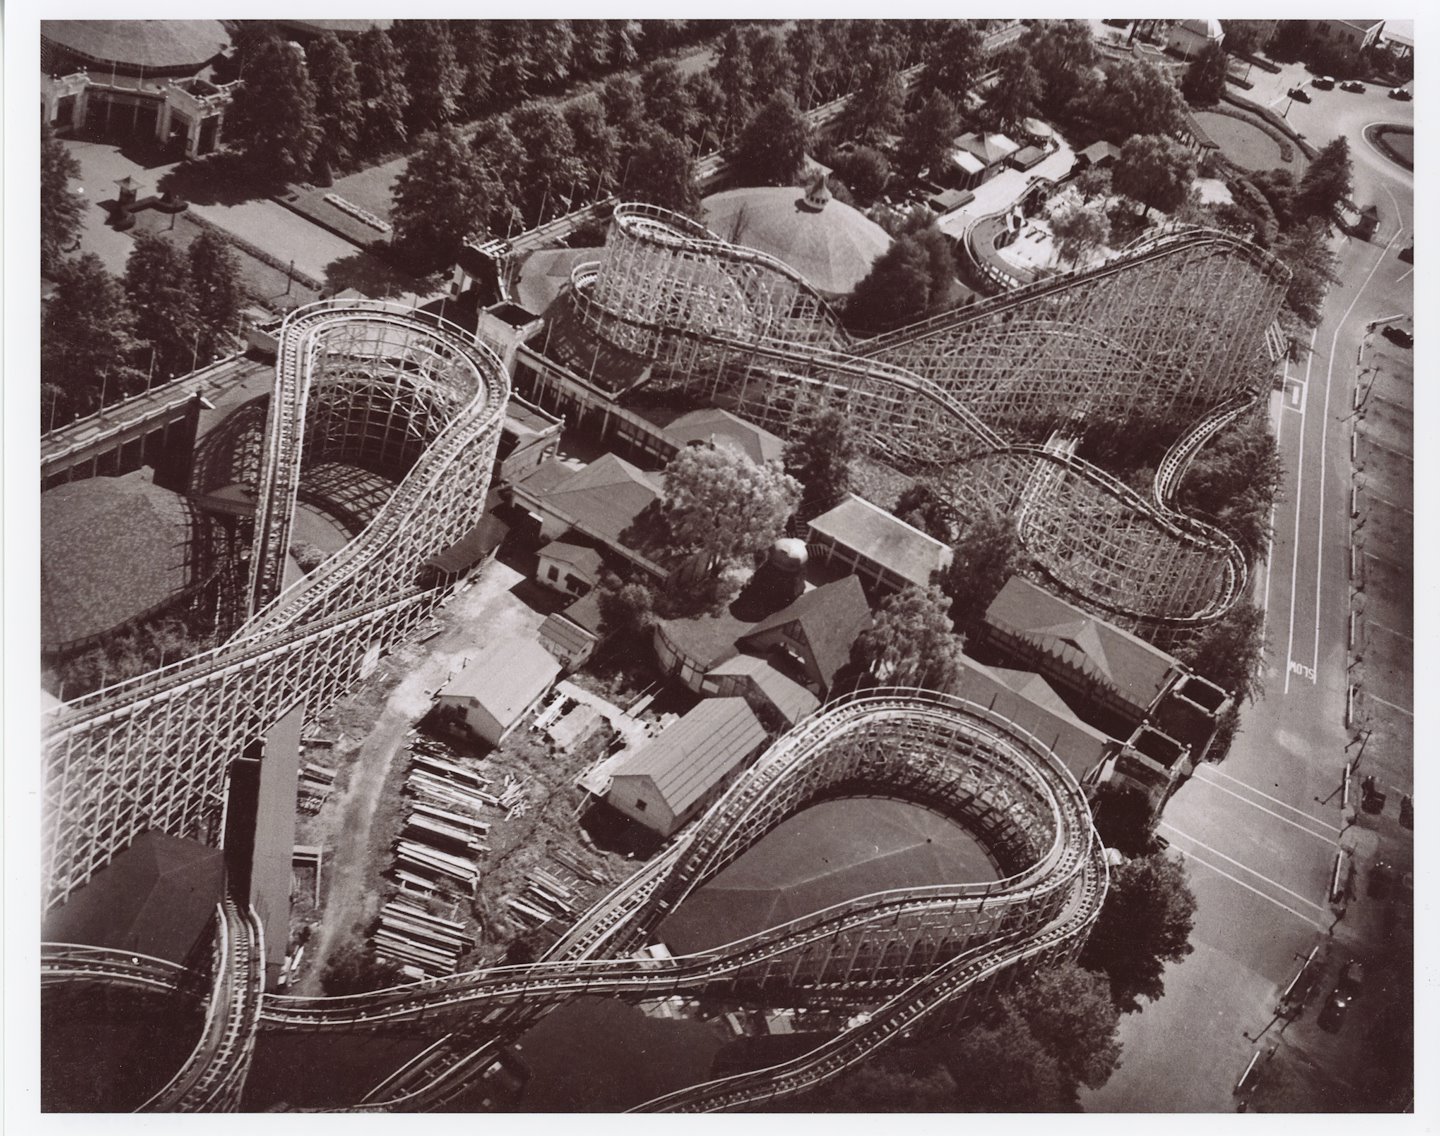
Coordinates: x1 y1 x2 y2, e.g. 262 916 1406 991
1082 73 1413 1113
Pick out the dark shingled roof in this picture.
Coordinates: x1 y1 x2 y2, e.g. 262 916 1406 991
42 21 230 73
706 654 820 726
426 515 509 575
519 453 662 550
41 831 224 965
42 468 197 652
739 575 872 690
611 698 766 819
664 408 785 465
985 577 1178 713
538 538 605 577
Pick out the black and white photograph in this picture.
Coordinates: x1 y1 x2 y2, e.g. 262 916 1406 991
6 8 1425 1121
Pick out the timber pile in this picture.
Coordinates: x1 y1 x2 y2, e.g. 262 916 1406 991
374 900 472 977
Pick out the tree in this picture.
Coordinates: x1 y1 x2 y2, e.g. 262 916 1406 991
1174 601 1267 704
852 584 964 690
894 481 958 544
1217 175 1279 247
564 95 620 199
529 20 576 89
596 572 655 647
569 20 612 78
920 21 985 103
732 93 810 187
490 20 536 99
803 1061 959 1111
640 60 699 144
1296 137 1354 222
712 25 755 142
1050 202 1111 267
1182 39 1230 106
938 1008 1075 1111
1074 164 1112 205
685 73 725 151
470 116 525 234
1091 781 1165 858
1273 219 1340 326
1003 962 1123 1092
391 126 497 270
625 125 700 216
391 19 461 136
938 506 1024 633
187 229 244 361
847 227 955 331
320 941 404 996
660 444 800 576
449 21 497 118
226 37 321 182
981 46 1044 132
41 124 85 276
352 26 410 156
744 26 795 104
124 233 200 380
786 22 824 110
1223 20 1275 57
305 33 364 175
600 74 647 150
1177 410 1281 559
42 254 143 422
1249 167 1298 230
1091 57 1187 142
897 94 960 182
784 409 858 515
1113 134 1197 217
1080 850 1198 1013
1022 19 1101 122
509 104 585 224
830 145 891 206
845 43 906 146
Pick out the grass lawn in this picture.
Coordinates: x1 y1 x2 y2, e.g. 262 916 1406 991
1191 111 1304 173
132 209 323 311
326 159 404 224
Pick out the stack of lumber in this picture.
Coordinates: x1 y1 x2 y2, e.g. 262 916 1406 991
374 900 473 976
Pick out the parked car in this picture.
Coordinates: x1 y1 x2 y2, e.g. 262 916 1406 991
1340 80 1366 93
1382 325 1414 348
1389 86 1413 100
1288 86 1312 103
1312 75 1336 90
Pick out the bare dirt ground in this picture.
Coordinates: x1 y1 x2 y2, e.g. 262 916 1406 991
289 559 543 994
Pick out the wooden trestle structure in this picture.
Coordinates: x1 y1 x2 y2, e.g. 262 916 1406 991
569 203 1290 637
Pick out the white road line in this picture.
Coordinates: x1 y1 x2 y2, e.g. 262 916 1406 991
1366 619 1413 643
1284 329 1317 694
1397 267 1413 283
1188 770 1339 842
1260 366 1289 630
1315 224 1407 674
1198 765 1343 832
1360 690 1413 717
1160 832 1328 930
1160 823 1330 912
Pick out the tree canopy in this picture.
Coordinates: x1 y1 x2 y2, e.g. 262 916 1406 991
847 227 956 331
852 584 964 689
392 126 497 270
227 37 321 182
732 92 810 188
1297 137 1354 222
844 43 906 146
1050 202 1111 267
784 409 859 516
1181 39 1230 106
1080 850 1198 1013
1022 19 1101 122
1091 57 1187 142
938 506 1025 632
187 229 244 361
1273 219 1340 326
661 443 800 575
1003 960 1123 1091
42 125 85 276
352 26 410 156
391 19 461 136
1113 134 1197 216
625 125 700 216
510 103 586 224
305 33 364 174
1174 600 1267 703
42 254 143 422
898 94 961 183
124 233 200 381
939 1007 1076 1111
920 21 985 103
981 46 1043 132
828 144 891 206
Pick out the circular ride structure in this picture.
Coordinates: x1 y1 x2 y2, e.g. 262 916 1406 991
571 202 1290 635
254 689 1106 1111
41 301 510 911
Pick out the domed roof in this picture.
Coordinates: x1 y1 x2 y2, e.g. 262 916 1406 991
42 468 197 652
1177 18 1224 41
42 20 230 73
701 185 892 297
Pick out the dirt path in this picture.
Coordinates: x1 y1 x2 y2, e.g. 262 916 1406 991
292 560 542 993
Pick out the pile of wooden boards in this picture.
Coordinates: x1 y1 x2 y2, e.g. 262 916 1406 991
391 744 498 898
297 762 336 816
374 900 473 978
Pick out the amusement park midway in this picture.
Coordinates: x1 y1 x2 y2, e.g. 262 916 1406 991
1086 75 1417 1111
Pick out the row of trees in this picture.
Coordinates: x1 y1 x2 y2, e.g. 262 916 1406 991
222 20 718 183
43 230 243 425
